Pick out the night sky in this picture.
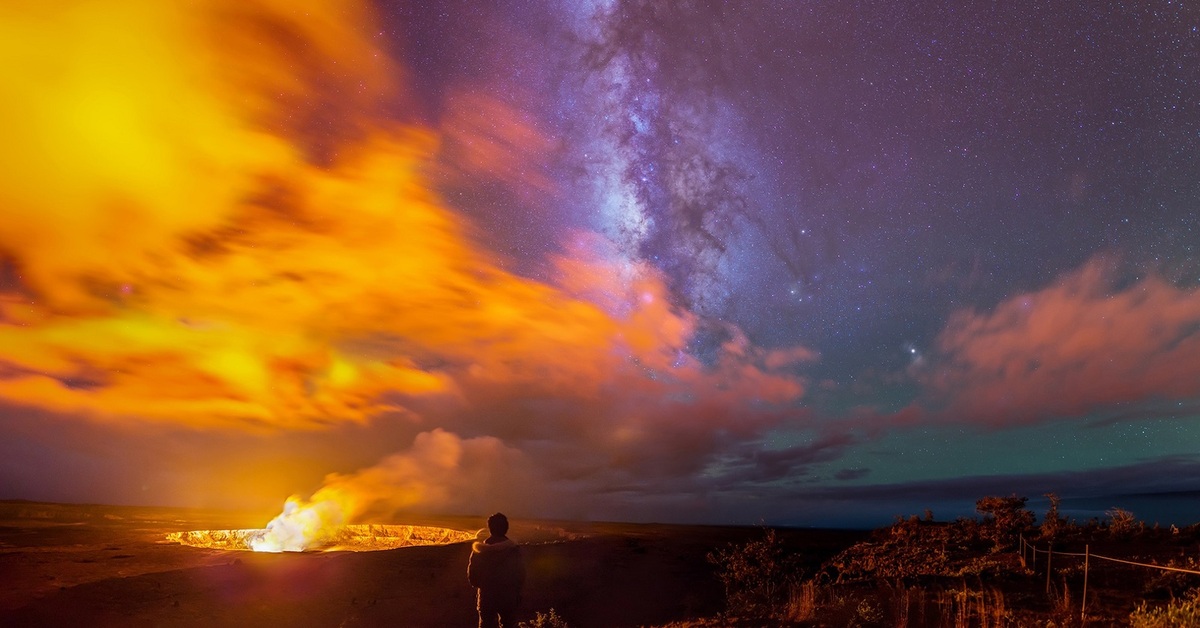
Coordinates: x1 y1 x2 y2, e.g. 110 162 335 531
1 0 1198 528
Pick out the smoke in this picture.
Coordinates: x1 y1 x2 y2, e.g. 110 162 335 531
318 429 536 518
0 0 815 519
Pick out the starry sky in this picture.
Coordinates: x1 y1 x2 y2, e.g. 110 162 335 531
0 0 1198 528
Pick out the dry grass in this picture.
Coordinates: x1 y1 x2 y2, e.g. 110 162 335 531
1048 577 1072 616
784 580 818 622
1129 588 1200 628
936 586 1010 628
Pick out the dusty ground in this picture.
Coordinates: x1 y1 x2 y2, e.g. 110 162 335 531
0 500 862 627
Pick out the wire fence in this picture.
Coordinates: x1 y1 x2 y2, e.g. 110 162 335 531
1018 535 1200 621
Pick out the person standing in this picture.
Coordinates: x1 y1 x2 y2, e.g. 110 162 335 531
467 513 525 628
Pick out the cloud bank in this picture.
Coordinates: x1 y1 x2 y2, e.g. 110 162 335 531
0 0 811 522
924 258 1200 425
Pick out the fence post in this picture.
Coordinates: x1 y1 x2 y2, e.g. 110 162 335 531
1045 543 1053 595
1081 544 1089 622
1019 534 1026 568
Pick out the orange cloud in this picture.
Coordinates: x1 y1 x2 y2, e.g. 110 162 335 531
0 0 812 525
0 1 595 428
436 90 559 199
0 0 393 310
0 0 824 532
926 258 1200 425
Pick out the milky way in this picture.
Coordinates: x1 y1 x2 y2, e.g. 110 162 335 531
384 0 1200 523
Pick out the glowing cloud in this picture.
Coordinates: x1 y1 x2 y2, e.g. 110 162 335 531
0 0 813 519
926 258 1200 425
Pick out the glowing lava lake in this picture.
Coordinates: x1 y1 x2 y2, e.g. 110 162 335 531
167 524 478 552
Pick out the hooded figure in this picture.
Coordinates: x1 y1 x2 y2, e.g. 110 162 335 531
467 512 525 628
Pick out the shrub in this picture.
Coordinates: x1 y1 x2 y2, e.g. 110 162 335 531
1129 589 1200 627
1144 557 1200 598
854 598 884 625
1106 507 1143 539
519 608 569 628
706 527 796 617
1039 492 1066 542
976 495 1034 552
824 516 1000 581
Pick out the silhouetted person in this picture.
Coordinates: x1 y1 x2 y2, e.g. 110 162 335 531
467 512 525 628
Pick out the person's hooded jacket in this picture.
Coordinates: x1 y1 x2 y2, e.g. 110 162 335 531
467 536 524 610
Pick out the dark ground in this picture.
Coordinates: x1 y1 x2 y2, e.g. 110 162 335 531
0 500 864 627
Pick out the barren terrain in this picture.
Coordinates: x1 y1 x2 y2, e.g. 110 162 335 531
0 500 861 627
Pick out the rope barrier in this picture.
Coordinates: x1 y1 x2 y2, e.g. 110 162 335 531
1018 534 1200 621
1019 536 1200 574
1088 554 1200 575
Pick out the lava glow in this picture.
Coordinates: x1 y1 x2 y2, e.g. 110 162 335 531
169 492 475 552
168 524 476 553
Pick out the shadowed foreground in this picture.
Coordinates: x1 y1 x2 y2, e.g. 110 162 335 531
0 501 861 627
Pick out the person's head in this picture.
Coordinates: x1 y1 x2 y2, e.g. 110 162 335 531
487 512 509 537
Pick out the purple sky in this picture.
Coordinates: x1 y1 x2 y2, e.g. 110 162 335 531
1 0 1198 527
